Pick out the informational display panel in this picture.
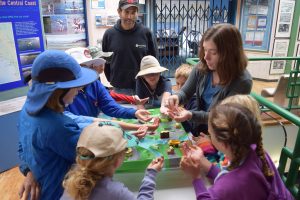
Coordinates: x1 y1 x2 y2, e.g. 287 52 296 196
270 39 289 74
275 0 295 38
0 0 45 91
240 0 275 51
41 0 87 50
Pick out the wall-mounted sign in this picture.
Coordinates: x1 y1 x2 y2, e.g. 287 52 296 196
0 0 45 91
270 39 289 74
275 0 295 38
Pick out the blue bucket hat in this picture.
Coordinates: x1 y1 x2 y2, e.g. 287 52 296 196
25 50 98 115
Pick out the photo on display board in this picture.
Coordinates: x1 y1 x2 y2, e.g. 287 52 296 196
107 15 119 26
247 15 257 30
41 0 84 15
49 15 68 34
257 16 267 29
67 14 85 34
19 52 40 67
278 24 290 33
49 0 84 15
41 0 55 15
95 15 105 26
17 37 41 52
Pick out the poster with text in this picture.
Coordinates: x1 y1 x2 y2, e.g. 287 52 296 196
0 0 45 91
270 40 289 74
276 0 295 38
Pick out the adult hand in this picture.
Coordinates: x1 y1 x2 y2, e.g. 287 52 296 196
135 109 151 122
160 106 169 115
146 117 160 131
193 132 211 145
147 156 164 172
18 171 40 200
132 126 148 139
165 95 179 112
134 95 149 106
168 108 192 122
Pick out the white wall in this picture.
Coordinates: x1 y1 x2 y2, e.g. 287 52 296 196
86 0 119 46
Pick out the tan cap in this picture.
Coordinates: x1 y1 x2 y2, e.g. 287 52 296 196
77 122 127 158
135 55 168 78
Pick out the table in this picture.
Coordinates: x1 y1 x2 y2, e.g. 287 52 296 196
117 108 189 173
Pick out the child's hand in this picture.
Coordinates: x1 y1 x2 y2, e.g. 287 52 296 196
132 126 148 139
181 145 212 177
146 117 160 131
188 145 205 162
134 95 149 106
147 156 164 172
180 156 202 180
135 109 152 122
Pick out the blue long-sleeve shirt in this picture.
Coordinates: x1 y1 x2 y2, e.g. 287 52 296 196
18 81 137 180
66 80 136 119
18 107 81 200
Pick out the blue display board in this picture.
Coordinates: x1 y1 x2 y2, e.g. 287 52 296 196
0 0 45 91
240 0 275 51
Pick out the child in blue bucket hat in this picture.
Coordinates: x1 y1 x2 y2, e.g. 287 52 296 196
18 50 98 200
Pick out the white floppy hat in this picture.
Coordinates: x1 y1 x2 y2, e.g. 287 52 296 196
135 55 168 79
65 47 105 67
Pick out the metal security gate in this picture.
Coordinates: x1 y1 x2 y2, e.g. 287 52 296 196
153 0 234 77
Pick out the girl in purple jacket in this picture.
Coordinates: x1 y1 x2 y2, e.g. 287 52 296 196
180 96 293 200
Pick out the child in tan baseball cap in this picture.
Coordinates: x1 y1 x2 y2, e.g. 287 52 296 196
62 121 164 200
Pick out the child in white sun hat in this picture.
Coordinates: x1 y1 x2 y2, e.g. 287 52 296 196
64 48 156 132
135 55 172 114
62 121 164 200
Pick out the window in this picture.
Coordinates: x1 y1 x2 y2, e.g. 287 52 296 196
240 0 275 51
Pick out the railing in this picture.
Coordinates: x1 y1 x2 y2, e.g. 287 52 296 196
251 93 300 199
186 56 300 199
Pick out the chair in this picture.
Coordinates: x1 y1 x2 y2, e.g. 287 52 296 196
261 75 289 106
261 74 299 109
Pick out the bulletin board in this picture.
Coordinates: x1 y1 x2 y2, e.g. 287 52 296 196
240 0 275 51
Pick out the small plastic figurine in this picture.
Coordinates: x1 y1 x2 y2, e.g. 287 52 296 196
160 130 170 139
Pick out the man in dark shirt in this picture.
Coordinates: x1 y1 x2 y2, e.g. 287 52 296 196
102 0 158 95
